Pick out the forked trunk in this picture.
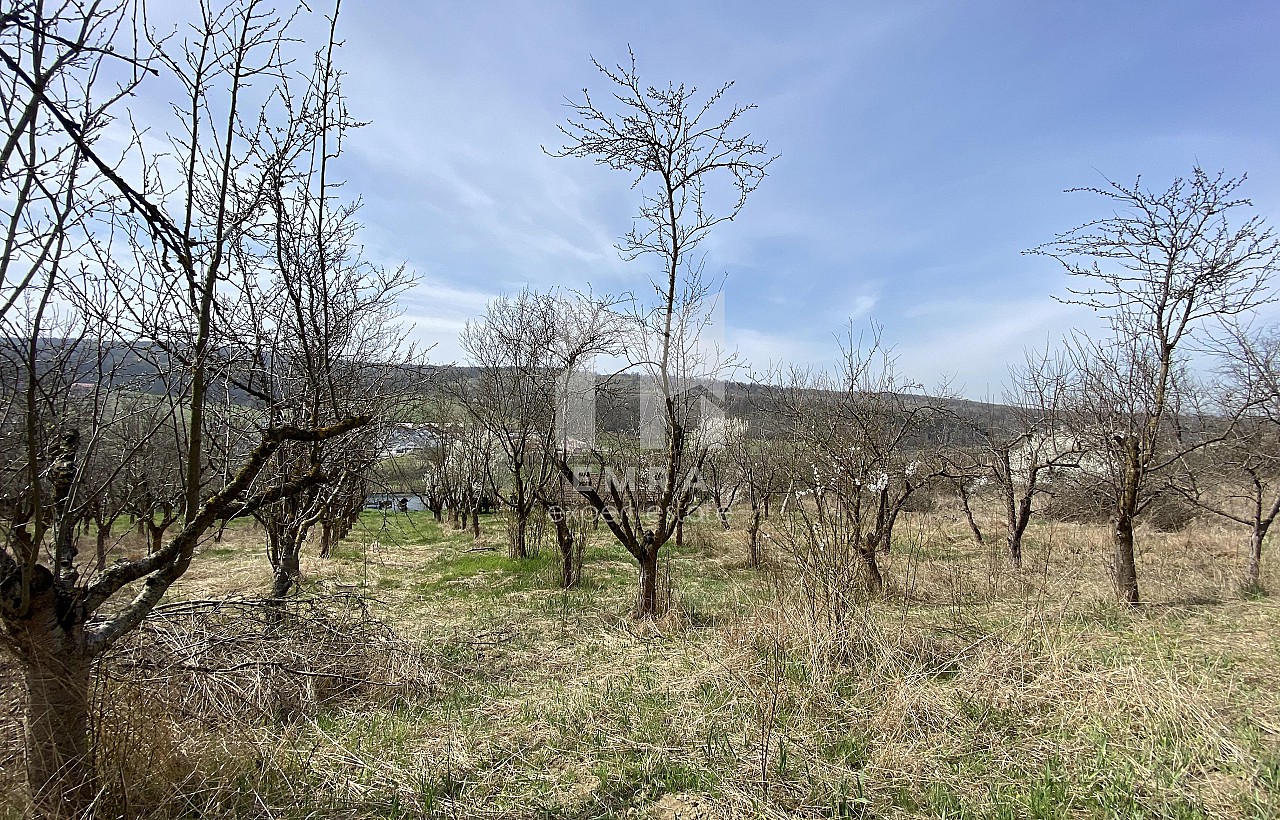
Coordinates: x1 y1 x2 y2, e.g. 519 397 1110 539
271 532 302 599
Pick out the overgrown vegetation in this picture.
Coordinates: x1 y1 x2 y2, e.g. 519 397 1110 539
3 507 1277 819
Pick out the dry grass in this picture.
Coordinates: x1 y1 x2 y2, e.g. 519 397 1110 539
3 504 1280 818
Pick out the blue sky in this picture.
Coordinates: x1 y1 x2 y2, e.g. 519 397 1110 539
324 0 1280 398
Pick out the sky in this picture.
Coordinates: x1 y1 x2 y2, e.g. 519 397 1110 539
313 0 1280 399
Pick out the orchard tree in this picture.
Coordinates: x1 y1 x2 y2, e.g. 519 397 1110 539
0 2 383 814
552 50 773 617
770 325 950 596
1172 323 1280 590
951 350 1082 569
1031 169 1278 605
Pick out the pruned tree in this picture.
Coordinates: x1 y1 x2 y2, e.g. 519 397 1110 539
0 2 384 813
551 50 773 618
1030 168 1278 605
950 349 1082 568
1172 322 1280 590
769 325 950 597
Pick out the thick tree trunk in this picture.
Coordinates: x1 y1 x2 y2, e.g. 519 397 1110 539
1114 511 1140 605
858 543 884 595
16 577 96 819
636 548 659 619
1113 440 1142 606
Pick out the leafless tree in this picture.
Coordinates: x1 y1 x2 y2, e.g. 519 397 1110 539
950 350 1082 568
0 2 383 813
769 325 950 597
1172 323 1280 590
552 50 773 617
1029 168 1278 605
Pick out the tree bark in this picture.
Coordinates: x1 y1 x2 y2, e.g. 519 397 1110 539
271 531 302 599
636 547 659 618
1114 511 1140 605
1008 495 1032 570
1246 523 1266 590
858 541 884 595
508 511 529 559
14 572 95 819
747 504 763 568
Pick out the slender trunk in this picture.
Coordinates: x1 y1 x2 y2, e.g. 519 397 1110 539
1008 495 1031 570
636 548 659 619
471 503 481 540
95 522 111 574
958 482 983 545
319 522 333 559
747 504 763 568
552 506 577 588
1246 522 1267 590
675 517 684 549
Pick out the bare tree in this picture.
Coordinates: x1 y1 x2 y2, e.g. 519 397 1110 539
0 3 381 813
1030 168 1278 605
454 291 564 560
951 350 1082 569
552 51 773 617
1172 323 1280 590
770 326 950 596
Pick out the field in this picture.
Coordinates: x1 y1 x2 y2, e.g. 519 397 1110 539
3 504 1280 819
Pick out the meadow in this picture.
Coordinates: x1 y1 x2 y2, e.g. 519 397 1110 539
3 503 1278 819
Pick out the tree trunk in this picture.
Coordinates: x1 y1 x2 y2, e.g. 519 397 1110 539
271 532 302 599
858 543 884 595
636 548 659 619
1114 511 1140 605
552 507 577 588
958 482 983 545
319 522 333 558
95 522 111 574
747 505 763 569
1008 495 1032 570
1246 522 1266 590
508 511 529 559
16 577 96 819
